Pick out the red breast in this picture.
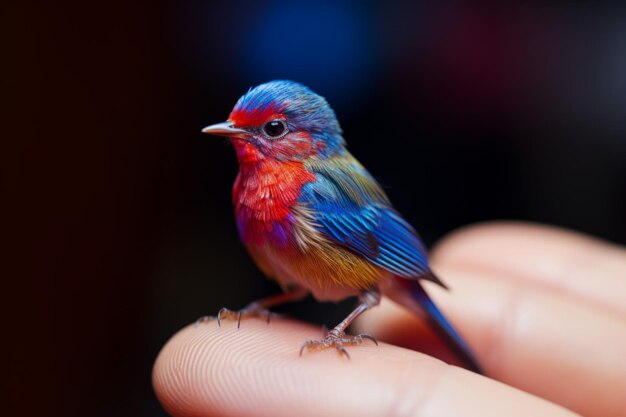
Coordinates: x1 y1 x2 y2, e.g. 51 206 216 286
232 148 315 246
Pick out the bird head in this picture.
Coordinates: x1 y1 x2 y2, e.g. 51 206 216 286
203 80 345 164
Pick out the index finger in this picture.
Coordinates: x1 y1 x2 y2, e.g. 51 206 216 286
153 319 578 417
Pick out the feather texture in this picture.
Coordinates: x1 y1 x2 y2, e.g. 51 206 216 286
299 152 433 280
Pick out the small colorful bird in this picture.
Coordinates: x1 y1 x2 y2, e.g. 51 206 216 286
202 80 481 372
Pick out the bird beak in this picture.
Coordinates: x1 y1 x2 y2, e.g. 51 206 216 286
201 121 248 138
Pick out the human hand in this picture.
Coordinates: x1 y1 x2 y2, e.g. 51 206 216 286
153 222 626 417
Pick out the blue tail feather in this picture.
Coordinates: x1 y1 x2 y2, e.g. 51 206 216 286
406 279 483 374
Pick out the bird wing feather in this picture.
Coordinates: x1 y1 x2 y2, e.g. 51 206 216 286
300 153 433 280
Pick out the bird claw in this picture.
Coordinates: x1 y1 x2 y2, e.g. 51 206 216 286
299 330 378 359
194 304 279 329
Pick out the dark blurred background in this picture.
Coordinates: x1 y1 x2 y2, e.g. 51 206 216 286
3 1 625 416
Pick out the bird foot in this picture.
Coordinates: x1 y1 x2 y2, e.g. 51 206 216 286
299 329 378 359
194 302 279 329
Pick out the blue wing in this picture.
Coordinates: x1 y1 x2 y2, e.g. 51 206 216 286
300 154 440 283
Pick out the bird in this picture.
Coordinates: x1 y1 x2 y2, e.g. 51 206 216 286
201 80 482 373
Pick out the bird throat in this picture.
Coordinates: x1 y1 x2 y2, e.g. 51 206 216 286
231 139 263 165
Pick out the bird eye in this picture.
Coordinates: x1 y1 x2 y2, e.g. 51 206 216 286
262 120 288 139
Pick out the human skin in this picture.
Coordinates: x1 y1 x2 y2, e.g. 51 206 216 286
153 222 626 417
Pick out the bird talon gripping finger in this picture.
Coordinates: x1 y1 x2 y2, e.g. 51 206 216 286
299 328 377 360
206 304 277 329
202 81 483 373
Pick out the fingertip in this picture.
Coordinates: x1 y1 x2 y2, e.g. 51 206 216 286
152 320 319 417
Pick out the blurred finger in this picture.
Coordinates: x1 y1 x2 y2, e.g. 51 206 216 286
153 319 577 417
432 222 626 316
358 265 626 417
